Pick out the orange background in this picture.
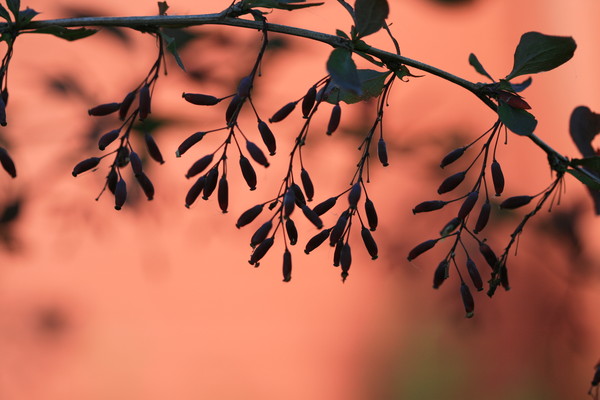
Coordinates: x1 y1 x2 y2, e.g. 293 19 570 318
0 0 599 399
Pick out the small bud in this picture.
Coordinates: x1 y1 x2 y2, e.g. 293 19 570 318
0 147 16 178
300 169 314 202
282 249 292 282
340 243 351 282
98 129 120 151
250 220 273 247
185 154 214 179
115 147 130 168
466 258 483 291
407 239 437 261
237 76 253 99
479 242 498 269
473 201 491 234
176 131 205 157
72 157 101 177
114 178 127 210
497 90 531 110
378 138 389 167
185 176 206 208
491 160 504 196
239 156 257 190
135 172 154 201
258 120 276 155
457 191 479 220
329 211 349 246
348 182 361 209
326 104 341 135
285 218 298 245
246 141 269 168
225 95 243 125
144 133 164 164
413 200 446 214
313 197 337 216
302 86 317 118
119 91 136 120
218 175 228 213
236 204 264 228
129 151 143 176
249 237 274 265
365 198 378 231
437 171 466 194
499 195 533 210
300 205 323 229
360 227 378 260
202 168 219 200
182 92 221 106
432 260 449 289
460 282 475 318
138 84 151 120
440 147 466 168
88 102 120 116
304 229 331 254
269 101 296 123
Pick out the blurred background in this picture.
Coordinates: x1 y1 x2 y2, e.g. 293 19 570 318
0 0 599 399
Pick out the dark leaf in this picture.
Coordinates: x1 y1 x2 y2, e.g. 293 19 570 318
508 77 532 93
506 32 576 81
336 0 354 19
354 0 389 38
0 5 11 22
326 69 390 104
244 0 324 11
326 48 362 96
31 26 98 41
468 53 493 81
497 101 537 136
6 0 19 20
18 7 39 25
157 1 169 15
161 31 186 71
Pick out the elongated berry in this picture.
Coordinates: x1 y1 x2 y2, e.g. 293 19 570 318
285 218 298 245
365 198 378 231
407 239 437 261
329 211 349 246
176 131 205 157
348 182 361 209
72 157 101 177
250 220 273 247
119 91 136 120
116 147 130 168
473 201 491 233
114 178 127 210
258 120 276 155
283 187 296 218
340 243 351 282
135 172 154 200
378 138 389 167
440 217 460 237
466 258 483 291
249 237 274 265
360 227 378 260
300 169 314 201
239 156 257 190
479 242 498 269
185 176 206 208
236 204 264 228
144 133 164 164
313 197 337 216
440 147 466 168
499 195 533 210
0 95 6 126
304 229 331 254
98 129 120 151
413 200 446 214
107 168 118 194
437 171 466 194
129 151 143 176
460 282 475 318
269 101 296 123
237 76 253 98
202 168 219 200
491 160 504 196
499 264 510 291
433 260 449 289
88 102 120 116
326 104 341 135
186 154 214 179
138 84 151 120
182 92 220 106
301 205 323 229
333 239 343 266
218 175 228 213
225 95 243 125
458 191 479 220
246 141 269 167
302 86 316 118
0 147 16 178
291 183 306 207
282 249 292 282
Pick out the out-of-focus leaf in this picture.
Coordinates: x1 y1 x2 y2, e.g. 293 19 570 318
354 0 389 38
30 26 98 41
326 69 390 104
468 53 494 81
506 32 576 80
497 101 537 136
507 77 532 92
567 168 600 191
326 48 362 95
160 31 186 71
